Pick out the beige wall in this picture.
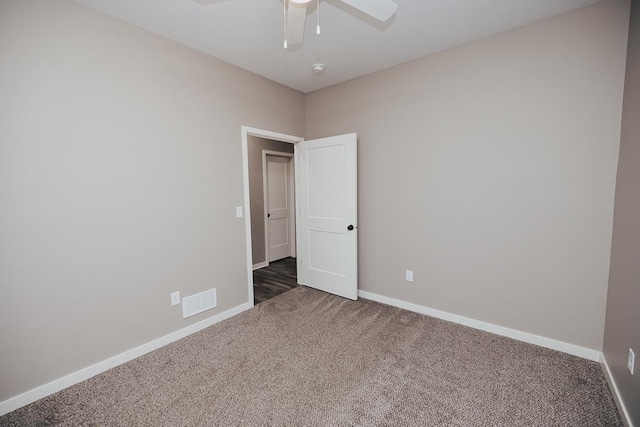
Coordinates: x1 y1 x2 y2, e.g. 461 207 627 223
306 0 629 351
603 0 640 423
248 136 295 265
0 0 305 401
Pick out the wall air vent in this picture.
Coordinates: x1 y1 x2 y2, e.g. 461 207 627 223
182 288 217 319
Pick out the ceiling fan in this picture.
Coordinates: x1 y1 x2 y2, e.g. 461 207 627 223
195 0 398 47
285 0 398 46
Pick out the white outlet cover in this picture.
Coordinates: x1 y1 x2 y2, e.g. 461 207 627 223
628 348 635 375
405 270 414 282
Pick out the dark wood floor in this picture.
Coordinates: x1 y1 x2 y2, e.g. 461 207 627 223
253 257 298 305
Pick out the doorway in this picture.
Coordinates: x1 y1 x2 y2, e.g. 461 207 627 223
241 127 359 306
241 127 304 306
263 152 295 263
254 151 297 304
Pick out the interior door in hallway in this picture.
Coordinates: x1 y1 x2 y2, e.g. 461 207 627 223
266 155 293 262
296 133 358 300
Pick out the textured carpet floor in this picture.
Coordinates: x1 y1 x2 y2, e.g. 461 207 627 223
1 287 622 426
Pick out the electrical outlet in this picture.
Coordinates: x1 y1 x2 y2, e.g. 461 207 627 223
628 348 635 375
171 291 181 306
405 270 414 282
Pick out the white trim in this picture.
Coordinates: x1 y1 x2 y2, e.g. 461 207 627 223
0 302 252 417
358 290 601 361
601 353 634 427
252 262 269 271
241 126 303 308
289 157 296 258
262 150 294 264
262 152 270 264
294 144 302 278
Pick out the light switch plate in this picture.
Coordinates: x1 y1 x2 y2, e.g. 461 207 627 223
628 348 635 375
405 270 414 282
235 206 243 218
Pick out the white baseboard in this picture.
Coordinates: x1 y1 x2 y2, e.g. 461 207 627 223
252 262 268 271
358 290 601 362
601 353 634 427
0 301 253 417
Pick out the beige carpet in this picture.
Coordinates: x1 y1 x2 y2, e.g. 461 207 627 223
0 287 622 426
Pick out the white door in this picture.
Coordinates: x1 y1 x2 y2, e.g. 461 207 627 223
266 156 292 262
296 133 358 300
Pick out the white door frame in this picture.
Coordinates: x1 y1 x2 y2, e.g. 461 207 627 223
262 151 295 265
241 126 304 307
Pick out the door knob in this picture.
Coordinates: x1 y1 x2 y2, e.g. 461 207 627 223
268 213 271 218
347 225 354 231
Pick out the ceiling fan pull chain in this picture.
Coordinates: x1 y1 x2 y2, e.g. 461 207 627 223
283 0 288 48
316 0 320 35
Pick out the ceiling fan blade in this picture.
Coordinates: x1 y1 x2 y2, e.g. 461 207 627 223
286 1 308 46
339 0 398 22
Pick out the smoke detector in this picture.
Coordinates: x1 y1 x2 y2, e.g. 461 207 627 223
312 63 325 74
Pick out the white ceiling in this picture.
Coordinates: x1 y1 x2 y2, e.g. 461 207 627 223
75 0 603 93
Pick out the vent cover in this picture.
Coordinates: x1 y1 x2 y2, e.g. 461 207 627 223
182 288 217 319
